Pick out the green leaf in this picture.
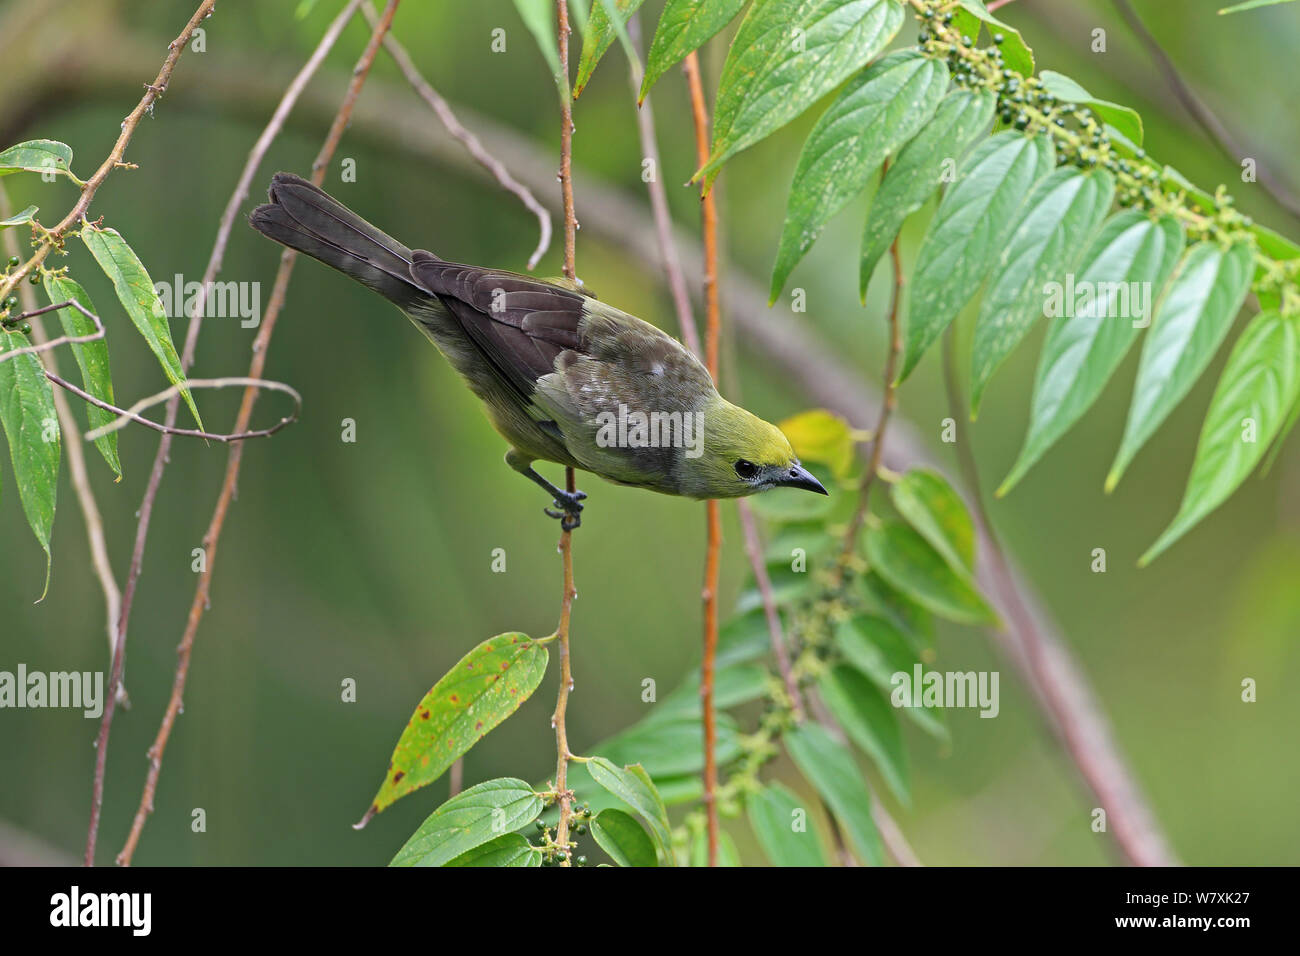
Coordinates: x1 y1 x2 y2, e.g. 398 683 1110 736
0 330 59 596
43 275 121 477
1107 241 1254 490
955 0 1033 76
697 0 906 186
640 0 748 101
1141 311 1300 564
783 723 882 865
999 212 1184 495
649 663 770 723
747 782 828 866
901 131 1054 381
363 633 548 819
80 225 203 431
818 664 909 805
689 825 741 865
575 0 644 97
598 713 743 777
587 757 675 864
1038 70 1143 146
890 467 975 578
591 808 659 866
778 408 860 477
0 140 74 178
512 0 570 103
390 778 543 867
864 519 996 625
1219 0 1297 13
0 204 37 228
445 832 542 867
970 167 1115 412
835 613 947 740
860 88 995 298
770 51 948 300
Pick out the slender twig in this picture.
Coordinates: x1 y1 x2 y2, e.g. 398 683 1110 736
0 300 105 364
549 0 581 869
114 0 400 867
365 2 551 270
682 50 722 868
735 502 802 719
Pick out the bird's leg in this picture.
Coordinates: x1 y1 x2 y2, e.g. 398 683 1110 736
506 450 587 531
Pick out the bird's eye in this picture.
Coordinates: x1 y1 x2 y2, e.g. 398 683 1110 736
734 459 759 480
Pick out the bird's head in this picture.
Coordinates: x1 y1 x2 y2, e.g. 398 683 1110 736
685 399 828 499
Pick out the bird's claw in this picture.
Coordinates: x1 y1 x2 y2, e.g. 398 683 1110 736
543 489 585 531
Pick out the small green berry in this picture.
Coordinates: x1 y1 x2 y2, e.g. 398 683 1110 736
19 322 31 335
993 33 1005 45
6 256 18 268
29 272 41 285
576 855 587 866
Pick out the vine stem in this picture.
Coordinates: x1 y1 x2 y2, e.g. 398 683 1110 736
550 0 580 868
113 0 399 867
682 49 722 868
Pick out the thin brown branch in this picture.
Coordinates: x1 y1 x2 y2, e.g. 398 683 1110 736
0 300 105 363
682 49 722 868
365 2 552 270
114 0 400 867
735 501 803 719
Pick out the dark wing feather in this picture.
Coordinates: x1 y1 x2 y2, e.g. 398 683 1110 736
409 252 586 404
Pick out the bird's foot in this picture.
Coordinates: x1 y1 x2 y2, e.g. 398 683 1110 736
543 489 586 532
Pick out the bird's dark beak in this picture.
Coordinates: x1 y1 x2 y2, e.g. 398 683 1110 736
779 463 829 495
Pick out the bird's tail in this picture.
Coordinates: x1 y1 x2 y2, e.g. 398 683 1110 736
248 172 432 309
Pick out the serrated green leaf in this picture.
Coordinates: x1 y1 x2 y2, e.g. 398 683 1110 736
364 633 548 818
445 832 542 867
747 782 829 866
512 0 570 103
770 51 948 299
697 0 905 186
591 808 658 866
390 778 543 867
1000 213 1184 494
818 664 909 805
1141 311 1300 564
783 723 882 865
0 204 37 228
42 275 121 477
970 166 1115 412
0 330 58 596
860 88 995 298
1108 241 1254 490
890 467 975 578
640 0 748 100
575 0 644 97
0 140 74 178
835 612 947 740
1038 70 1143 146
865 519 996 625
955 0 1033 75
80 225 202 431
588 757 675 865
901 131 1055 381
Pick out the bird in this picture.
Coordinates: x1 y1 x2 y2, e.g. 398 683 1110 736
248 173 827 530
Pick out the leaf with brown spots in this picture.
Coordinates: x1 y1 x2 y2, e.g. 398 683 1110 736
362 633 548 820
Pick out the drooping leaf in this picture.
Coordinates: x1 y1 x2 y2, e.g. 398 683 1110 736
890 467 975 579
591 807 658 866
0 139 74 178
363 633 548 819
1038 70 1143 146
640 0 748 101
0 330 59 596
697 0 906 186
999 212 1184 495
512 0 570 103
954 0 1033 75
770 51 948 299
1108 241 1254 490
835 613 947 740
43 275 121 477
818 664 909 805
575 0 644 97
778 408 859 477
390 778 543 867
860 88 995 298
865 519 996 625
445 832 542 867
80 225 203 430
0 204 37 228
587 757 675 864
901 131 1055 381
783 723 882 865
1141 311 1300 564
747 782 829 866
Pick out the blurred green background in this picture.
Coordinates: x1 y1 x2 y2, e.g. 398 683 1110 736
0 0 1297 865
